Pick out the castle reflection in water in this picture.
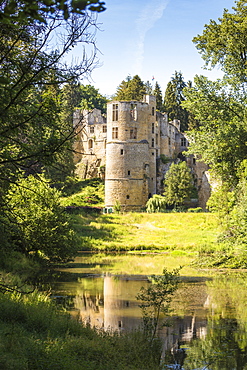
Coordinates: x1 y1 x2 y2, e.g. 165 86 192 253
69 274 209 353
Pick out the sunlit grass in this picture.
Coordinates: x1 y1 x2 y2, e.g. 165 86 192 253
72 211 220 253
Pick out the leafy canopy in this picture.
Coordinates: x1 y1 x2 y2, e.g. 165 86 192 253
0 0 106 23
193 0 247 83
163 162 193 207
5 176 78 263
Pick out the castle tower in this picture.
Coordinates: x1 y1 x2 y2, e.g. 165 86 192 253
105 95 157 211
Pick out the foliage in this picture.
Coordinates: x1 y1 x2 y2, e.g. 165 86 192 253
153 81 163 112
193 0 247 84
113 200 121 213
60 178 104 206
0 1 102 269
0 290 162 370
78 84 108 113
160 154 170 164
182 76 247 185
5 175 78 263
187 207 203 213
0 0 106 24
220 175 247 248
115 75 146 101
163 162 193 207
207 183 236 225
146 195 167 213
163 71 189 131
0 9 99 188
136 268 180 342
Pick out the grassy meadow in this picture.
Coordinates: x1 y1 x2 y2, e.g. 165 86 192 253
72 211 220 253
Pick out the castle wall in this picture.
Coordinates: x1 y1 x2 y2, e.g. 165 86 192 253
73 109 107 178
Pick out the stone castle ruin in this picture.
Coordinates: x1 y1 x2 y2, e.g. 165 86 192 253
73 95 210 210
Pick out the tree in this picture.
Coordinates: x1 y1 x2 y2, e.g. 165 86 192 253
163 81 177 119
79 84 108 113
0 3 102 266
182 76 247 185
146 195 167 213
153 81 163 112
145 80 153 95
136 268 179 342
193 0 247 84
115 75 146 101
0 9 99 189
0 0 106 24
5 175 78 263
163 162 193 207
163 71 189 131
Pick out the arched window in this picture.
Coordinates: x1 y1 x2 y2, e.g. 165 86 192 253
88 139 93 150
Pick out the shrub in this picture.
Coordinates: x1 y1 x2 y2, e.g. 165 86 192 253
146 195 167 213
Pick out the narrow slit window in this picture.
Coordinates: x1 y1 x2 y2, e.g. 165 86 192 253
112 127 118 139
112 104 119 121
130 104 137 120
130 128 137 139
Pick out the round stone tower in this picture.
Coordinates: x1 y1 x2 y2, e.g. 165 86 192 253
105 95 156 211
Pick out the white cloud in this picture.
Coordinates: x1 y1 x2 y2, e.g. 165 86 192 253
134 0 170 73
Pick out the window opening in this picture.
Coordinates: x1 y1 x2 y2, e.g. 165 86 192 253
112 127 118 139
130 128 137 139
112 104 119 121
152 107 155 116
130 104 137 120
126 195 130 199
152 122 155 134
103 125 107 133
90 126 94 134
181 137 186 147
120 149 124 155
151 138 154 147
128 170 130 176
88 139 93 149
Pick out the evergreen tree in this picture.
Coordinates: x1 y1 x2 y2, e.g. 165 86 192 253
153 82 163 112
115 75 146 101
163 71 189 131
145 80 153 95
163 81 177 119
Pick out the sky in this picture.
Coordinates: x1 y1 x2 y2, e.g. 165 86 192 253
78 0 236 97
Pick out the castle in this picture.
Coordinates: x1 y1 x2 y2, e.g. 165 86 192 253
73 95 210 210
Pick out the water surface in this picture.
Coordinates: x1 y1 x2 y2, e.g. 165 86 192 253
50 252 247 370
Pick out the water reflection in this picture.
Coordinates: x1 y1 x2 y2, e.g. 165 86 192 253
50 254 247 370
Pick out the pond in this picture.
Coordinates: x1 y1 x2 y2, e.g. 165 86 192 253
49 252 247 370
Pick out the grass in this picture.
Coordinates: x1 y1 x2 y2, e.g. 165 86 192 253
71 211 220 253
0 289 162 370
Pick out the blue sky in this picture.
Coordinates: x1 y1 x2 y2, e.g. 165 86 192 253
80 0 236 97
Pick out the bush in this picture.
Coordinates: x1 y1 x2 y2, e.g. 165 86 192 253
146 195 167 213
5 175 79 263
